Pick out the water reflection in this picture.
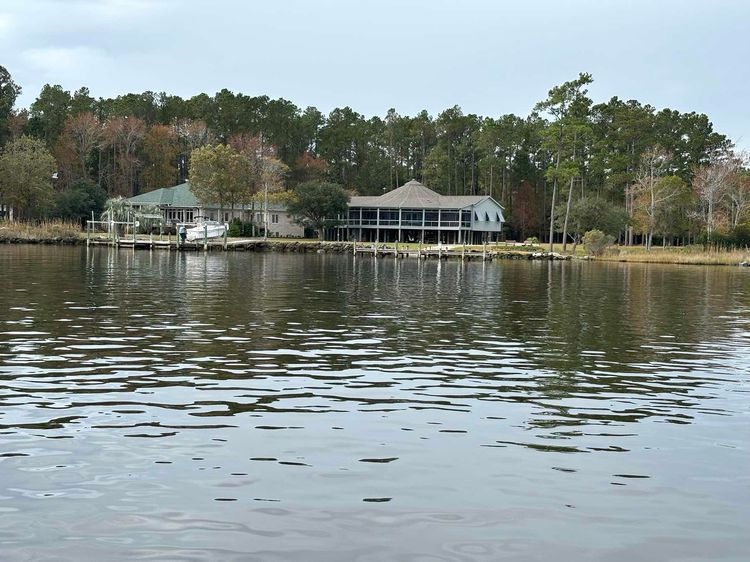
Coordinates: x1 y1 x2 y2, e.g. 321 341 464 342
0 246 748 561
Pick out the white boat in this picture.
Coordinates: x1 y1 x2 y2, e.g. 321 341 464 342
185 220 228 242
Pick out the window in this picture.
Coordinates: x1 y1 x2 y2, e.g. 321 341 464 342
402 209 423 226
461 209 472 227
425 210 439 226
362 209 378 225
485 211 490 222
440 210 459 226
379 208 399 225
272 214 279 224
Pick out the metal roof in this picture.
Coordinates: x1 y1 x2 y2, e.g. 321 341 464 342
349 179 498 209
128 182 195 207
128 182 290 211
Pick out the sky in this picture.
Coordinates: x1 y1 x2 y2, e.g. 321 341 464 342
1 0 748 148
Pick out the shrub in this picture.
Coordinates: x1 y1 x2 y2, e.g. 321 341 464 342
228 218 242 237
228 218 255 237
697 226 750 249
52 181 107 225
583 229 615 256
733 224 750 247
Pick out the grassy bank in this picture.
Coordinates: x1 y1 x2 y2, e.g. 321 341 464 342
530 242 747 266
596 246 750 266
0 220 83 243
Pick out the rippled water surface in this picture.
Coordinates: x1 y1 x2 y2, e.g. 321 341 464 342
0 246 748 561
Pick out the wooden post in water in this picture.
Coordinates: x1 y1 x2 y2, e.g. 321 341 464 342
353 240 357 256
203 224 208 251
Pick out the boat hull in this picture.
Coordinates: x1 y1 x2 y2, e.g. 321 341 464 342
185 223 227 242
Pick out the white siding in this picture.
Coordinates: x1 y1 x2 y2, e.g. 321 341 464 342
470 198 505 232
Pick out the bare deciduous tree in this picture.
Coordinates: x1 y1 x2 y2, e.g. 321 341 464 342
692 151 741 240
101 116 146 196
173 119 212 181
630 146 678 250
725 152 750 229
63 112 101 181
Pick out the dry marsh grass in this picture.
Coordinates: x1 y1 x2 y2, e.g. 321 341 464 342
0 220 82 241
597 246 750 266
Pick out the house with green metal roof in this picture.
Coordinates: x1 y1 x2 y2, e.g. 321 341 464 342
127 182 304 237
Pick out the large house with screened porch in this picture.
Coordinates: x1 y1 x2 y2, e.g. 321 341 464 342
334 179 505 244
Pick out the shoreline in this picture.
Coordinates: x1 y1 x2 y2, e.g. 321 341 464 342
2 235 749 267
3 236 570 261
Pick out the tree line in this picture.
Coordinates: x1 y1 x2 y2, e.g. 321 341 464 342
0 64 747 246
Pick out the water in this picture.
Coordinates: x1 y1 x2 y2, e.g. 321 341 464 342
0 246 748 561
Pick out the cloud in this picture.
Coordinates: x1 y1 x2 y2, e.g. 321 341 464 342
0 13 13 33
22 46 113 81
1 0 747 150
32 0 170 20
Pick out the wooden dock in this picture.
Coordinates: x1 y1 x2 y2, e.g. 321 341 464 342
84 237 566 262
87 236 228 251
351 243 493 261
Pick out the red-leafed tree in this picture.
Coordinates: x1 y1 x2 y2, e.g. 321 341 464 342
511 181 541 241
101 116 146 196
142 124 179 190
292 151 328 185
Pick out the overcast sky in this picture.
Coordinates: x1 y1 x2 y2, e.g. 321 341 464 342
1 0 748 148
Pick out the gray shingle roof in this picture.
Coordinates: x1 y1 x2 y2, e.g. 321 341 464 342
349 179 497 209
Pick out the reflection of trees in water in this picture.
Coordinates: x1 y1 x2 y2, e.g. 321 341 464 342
484 261 748 430
5 247 749 433
540 261 745 366
306 258 749 428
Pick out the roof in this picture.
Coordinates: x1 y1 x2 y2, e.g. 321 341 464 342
349 179 498 209
128 182 290 212
129 182 197 208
